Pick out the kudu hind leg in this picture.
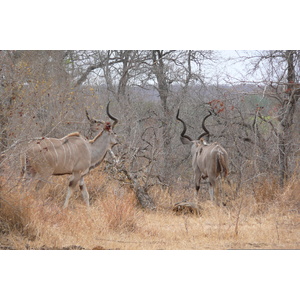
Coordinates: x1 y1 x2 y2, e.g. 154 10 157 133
219 177 226 206
208 183 214 202
208 179 218 204
35 172 53 191
209 179 221 206
20 171 47 192
63 173 81 208
19 161 37 190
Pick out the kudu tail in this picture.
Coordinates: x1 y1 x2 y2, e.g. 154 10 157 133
20 153 27 178
217 151 229 179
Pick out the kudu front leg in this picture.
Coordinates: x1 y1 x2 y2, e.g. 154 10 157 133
109 149 119 164
79 177 90 206
194 168 202 201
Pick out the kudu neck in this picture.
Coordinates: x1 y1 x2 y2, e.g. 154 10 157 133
89 129 114 166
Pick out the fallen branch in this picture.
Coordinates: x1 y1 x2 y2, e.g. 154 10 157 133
95 238 166 244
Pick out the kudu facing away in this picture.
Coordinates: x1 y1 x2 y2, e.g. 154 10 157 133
176 109 229 203
21 102 118 208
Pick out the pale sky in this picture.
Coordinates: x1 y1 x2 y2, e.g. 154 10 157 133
203 50 251 84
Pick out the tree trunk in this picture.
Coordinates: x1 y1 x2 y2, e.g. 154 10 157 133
278 50 297 186
152 50 173 184
115 162 156 210
134 185 156 210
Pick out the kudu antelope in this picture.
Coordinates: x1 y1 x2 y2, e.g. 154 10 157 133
176 109 229 203
21 102 119 208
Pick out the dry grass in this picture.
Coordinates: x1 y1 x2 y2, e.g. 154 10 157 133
0 170 299 250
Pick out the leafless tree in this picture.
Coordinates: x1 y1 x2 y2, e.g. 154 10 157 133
240 50 300 186
3 49 298 205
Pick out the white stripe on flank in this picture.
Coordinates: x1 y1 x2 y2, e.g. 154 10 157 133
48 139 59 165
69 142 74 166
65 141 72 166
62 142 67 166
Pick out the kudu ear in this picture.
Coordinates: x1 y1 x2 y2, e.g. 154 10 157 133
180 136 193 145
86 109 104 124
85 109 93 122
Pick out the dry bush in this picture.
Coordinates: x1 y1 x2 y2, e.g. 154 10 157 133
252 176 280 213
0 197 26 236
101 189 138 232
149 186 173 210
0 168 141 249
0 166 299 250
276 176 300 213
0 184 69 243
251 174 300 215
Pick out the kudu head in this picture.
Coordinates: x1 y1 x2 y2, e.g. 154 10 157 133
86 102 119 146
176 109 212 145
86 102 118 134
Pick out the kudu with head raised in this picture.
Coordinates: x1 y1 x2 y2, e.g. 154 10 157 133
21 102 119 208
176 109 229 203
85 106 119 162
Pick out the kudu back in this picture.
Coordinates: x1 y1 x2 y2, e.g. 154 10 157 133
21 102 118 208
176 109 229 203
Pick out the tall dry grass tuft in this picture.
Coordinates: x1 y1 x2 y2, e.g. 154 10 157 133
1 164 299 249
251 174 300 214
252 176 280 213
0 183 68 244
0 193 28 236
277 175 300 213
101 189 138 232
